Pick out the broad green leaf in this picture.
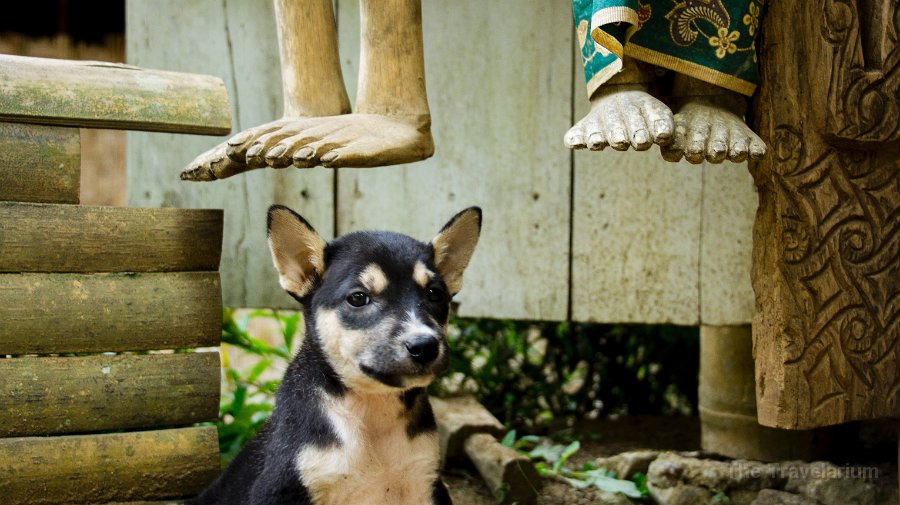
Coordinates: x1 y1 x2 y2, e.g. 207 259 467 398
556 441 580 470
501 430 517 448
578 470 643 499
527 442 566 463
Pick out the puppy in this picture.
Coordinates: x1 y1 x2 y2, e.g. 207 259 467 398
193 205 482 505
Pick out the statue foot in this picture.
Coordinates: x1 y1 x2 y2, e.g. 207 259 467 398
180 143 259 181
180 118 311 181
661 99 767 164
564 85 674 152
180 114 434 180
254 113 433 168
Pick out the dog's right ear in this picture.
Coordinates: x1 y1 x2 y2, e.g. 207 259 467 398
431 207 482 296
267 205 327 300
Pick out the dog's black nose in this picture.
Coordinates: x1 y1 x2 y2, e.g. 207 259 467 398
405 335 440 364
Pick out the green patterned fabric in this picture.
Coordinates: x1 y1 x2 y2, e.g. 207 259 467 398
574 0 765 97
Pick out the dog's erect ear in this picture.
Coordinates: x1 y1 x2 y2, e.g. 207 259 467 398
267 205 327 300
431 207 482 296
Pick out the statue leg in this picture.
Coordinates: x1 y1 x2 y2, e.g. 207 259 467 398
309 0 434 168
261 0 434 169
266 0 434 168
565 57 674 152
181 0 351 181
183 0 434 180
661 74 767 164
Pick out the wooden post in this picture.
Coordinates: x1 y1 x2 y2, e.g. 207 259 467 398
0 353 220 437
0 272 221 354
0 203 223 273
750 0 899 429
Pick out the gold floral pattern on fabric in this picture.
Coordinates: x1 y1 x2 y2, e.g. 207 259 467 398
662 0 759 61
573 0 766 97
709 26 740 58
743 2 760 36
665 0 729 46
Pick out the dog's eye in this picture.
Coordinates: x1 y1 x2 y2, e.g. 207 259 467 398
346 291 370 307
426 287 447 304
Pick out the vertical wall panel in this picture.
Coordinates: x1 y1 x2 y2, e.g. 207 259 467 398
700 164 756 324
571 146 702 324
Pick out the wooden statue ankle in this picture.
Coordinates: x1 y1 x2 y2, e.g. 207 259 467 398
662 74 767 164
565 56 674 152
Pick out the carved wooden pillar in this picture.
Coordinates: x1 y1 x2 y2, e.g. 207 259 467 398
751 0 899 429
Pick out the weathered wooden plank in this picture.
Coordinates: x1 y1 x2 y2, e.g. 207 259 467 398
699 164 755 325
571 146 701 324
0 426 219 504
568 3 704 325
0 122 80 203
0 54 231 134
569 26 739 325
334 0 573 320
0 272 221 354
0 202 223 272
0 352 220 437
126 0 335 309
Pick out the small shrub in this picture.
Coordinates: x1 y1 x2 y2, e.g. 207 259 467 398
432 319 698 432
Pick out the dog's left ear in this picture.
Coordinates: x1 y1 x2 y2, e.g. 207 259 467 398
431 207 482 296
267 205 327 300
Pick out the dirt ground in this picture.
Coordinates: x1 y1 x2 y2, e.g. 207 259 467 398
443 415 702 505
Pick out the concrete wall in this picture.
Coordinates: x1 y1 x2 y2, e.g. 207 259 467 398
126 0 755 325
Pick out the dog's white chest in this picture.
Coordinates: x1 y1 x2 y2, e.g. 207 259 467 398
296 393 439 505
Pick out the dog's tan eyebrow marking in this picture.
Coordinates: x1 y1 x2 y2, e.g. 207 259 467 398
359 263 388 294
412 261 435 288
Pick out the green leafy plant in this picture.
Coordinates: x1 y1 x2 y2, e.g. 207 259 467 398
503 430 648 500
221 308 299 360
217 308 300 464
632 472 651 497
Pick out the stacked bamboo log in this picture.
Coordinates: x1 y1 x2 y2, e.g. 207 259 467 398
0 54 231 504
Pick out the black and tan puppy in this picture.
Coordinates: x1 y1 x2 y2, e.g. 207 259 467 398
194 205 482 505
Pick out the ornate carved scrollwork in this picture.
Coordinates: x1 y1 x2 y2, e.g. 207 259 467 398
821 0 899 148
